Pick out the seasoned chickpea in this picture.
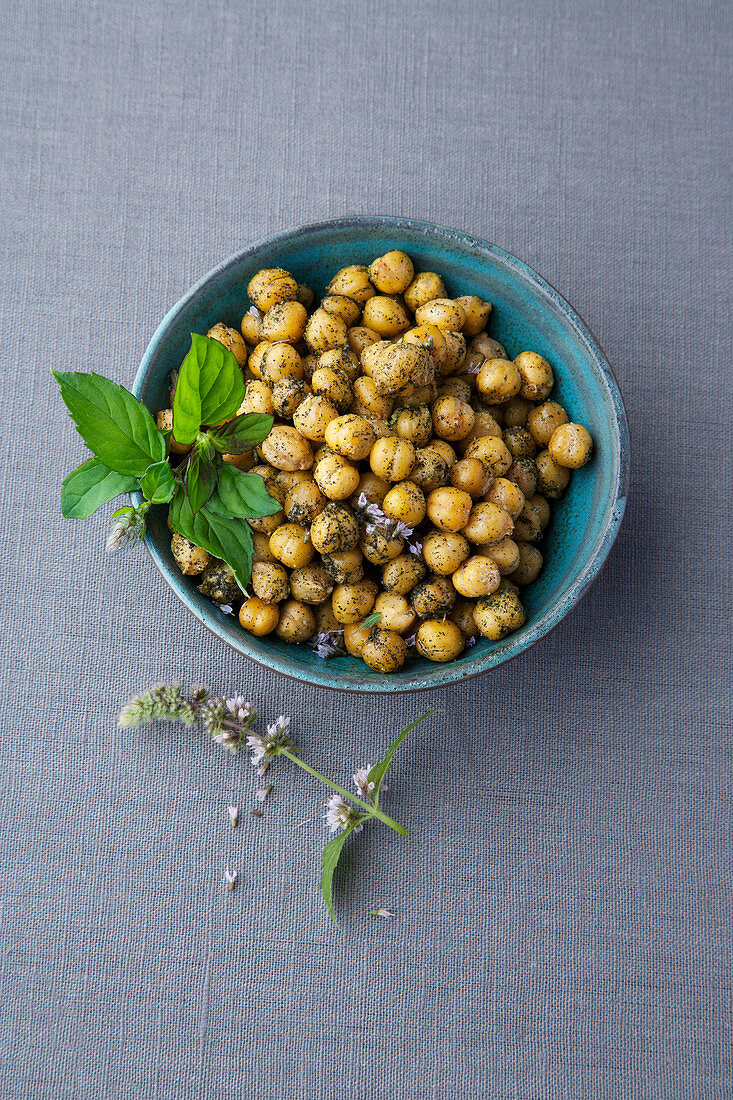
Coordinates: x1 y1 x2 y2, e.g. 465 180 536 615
156 409 190 455
350 471 389 508
450 598 478 638
284 480 327 525
526 401 568 446
275 599 316 643
474 589 526 640
304 308 348 354
510 543 543 586
310 367 353 413
271 376 308 418
514 351 554 401
462 501 514 545
246 340 270 379
422 530 470 575
239 380 275 416
318 345 361 382
415 298 466 332
370 436 416 481
260 300 308 344
276 470 311 492
483 537 521 575
289 565 334 605
476 357 521 403
536 449 571 498
373 592 417 634
361 628 407 673
450 457 492 498
429 439 458 466
310 502 360 553
503 426 537 458
464 435 513 476
327 265 376 305
438 376 472 403
471 333 508 360
441 331 467 376
247 509 284 535
451 554 501 598
548 423 593 468
239 596 280 636
371 343 433 396
360 527 405 565
293 393 339 441
411 575 456 618
458 409 502 451
403 323 447 372
324 414 376 461
207 322 248 368
382 481 426 527
369 250 415 294
171 533 209 575
301 353 319 382
332 580 378 624
503 396 533 428
343 620 373 657
248 268 298 312
431 394 475 441
259 343 304 386
240 308 262 346
296 282 314 309
404 271 446 312
252 561 290 603
529 493 551 531
426 487 473 532
513 500 543 542
269 523 314 568
411 446 450 492
352 376 394 419
321 294 361 327
483 477 525 519
314 601 341 635
416 619 465 662
314 452 360 500
260 425 313 471
370 418 396 440
361 295 411 338
347 325 382 357
222 450 255 471
389 405 432 447
321 548 364 584
381 553 427 595
455 295 492 337
506 458 538 498
252 530 277 564
249 464 283 501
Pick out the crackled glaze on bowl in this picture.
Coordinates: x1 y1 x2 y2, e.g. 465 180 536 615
132 217 629 692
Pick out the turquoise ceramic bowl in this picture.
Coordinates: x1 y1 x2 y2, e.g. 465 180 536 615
132 217 629 693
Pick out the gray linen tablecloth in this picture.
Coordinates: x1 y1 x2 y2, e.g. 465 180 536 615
1 0 730 1096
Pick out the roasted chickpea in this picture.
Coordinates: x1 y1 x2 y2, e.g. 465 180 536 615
318 345 361 383
310 502 360 553
422 530 470 576
373 592 417 634
260 425 313 471
361 295 411 338
381 553 427 595
246 340 270 379
431 394 475 441
252 561 290 603
416 619 465 662
310 367 353 413
284 480 327 525
259 343 304 386
361 628 407 673
289 565 334 605
314 601 341 636
294 282 313 308
464 435 513 476
536 449 571 498
459 409 503 452
461 498 513 544
426 487 473 532
512 500 543 542
483 477 525 519
327 265 376 305
526 401 568 445
352 376 394 419
249 464 283 501
503 396 533 428
324 414 376 461
271 376 309 418
414 299 466 332
451 555 501 598
247 508 284 535
321 548 364 584
321 294 361 327
304 308 349 354
347 325 382 357
437 376 472 403
503 426 537 459
369 418 396 440
474 589 526 640
252 530 277 563
411 446 450 492
404 271 446 312
343 620 373 657
156 409 190 455
368 250 414 294
371 343 433 396
483 537 521 575
370 436 416 481
382 481 426 527
350 471 389 508
471 333 508 360
260 300 308 344
332 580 378 624
269 523 314 568
441 331 468 376
248 268 298 312
275 599 316 643
292 393 339 441
450 598 478 638
429 439 458 466
239 380 275 417
548 423 593 468
276 470 311 492
476 357 521 403
529 493 551 531
388 405 431 447
207 322 248 368
222 450 255 471
239 596 280 636
403 323 447 372
171 533 209 575
510 543 543 585
240 308 263 346
411 575 456 618
506 458 538 498
514 351 554 401
360 527 405 565
455 295 492 337
301 353 319 383
450 457 492 498
313 452 360 500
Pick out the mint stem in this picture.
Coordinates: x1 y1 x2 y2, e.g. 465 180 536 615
280 750 406 836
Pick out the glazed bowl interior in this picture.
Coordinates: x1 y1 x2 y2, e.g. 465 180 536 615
133 217 629 692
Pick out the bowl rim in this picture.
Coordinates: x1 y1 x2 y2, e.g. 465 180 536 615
133 215 630 693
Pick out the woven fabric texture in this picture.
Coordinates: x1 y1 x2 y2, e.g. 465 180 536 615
0 0 730 1096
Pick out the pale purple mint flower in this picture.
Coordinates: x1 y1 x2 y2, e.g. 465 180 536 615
256 785 272 803
247 305 261 318
353 767 375 797
404 633 417 649
247 716 292 774
408 538 423 557
106 506 147 554
368 907 394 918
228 805 239 828
224 867 238 892
465 635 476 648
324 794 363 835
219 604 234 616
311 630 346 659
466 357 484 374
226 696 256 723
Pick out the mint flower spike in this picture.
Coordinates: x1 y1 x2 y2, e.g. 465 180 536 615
203 696 258 754
325 794 364 835
118 682 199 728
106 502 149 554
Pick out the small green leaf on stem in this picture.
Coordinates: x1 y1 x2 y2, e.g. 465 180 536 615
367 711 435 804
139 460 176 504
321 822 359 927
208 464 282 518
61 457 138 519
207 412 274 455
361 610 382 629
185 434 218 514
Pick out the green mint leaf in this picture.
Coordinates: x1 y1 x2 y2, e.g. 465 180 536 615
172 338 202 445
367 711 434 804
173 334 245 445
320 822 359 928
169 489 253 589
185 435 218 514
139 460 176 504
361 611 382 629
60 457 138 519
208 464 282 518
52 371 167 476
207 412 274 454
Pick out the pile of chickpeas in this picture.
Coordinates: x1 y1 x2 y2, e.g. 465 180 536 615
164 252 594 674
